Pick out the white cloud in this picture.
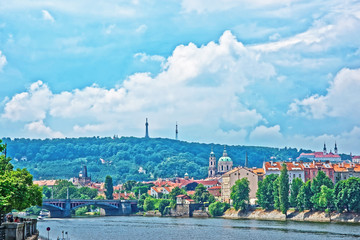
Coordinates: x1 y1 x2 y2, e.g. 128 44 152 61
252 13 360 53
181 0 296 13
134 53 165 63
289 126 360 154
1 1 136 19
0 51 7 71
2 80 51 121
42 10 55 22
249 125 283 146
288 68 360 120
2 31 274 141
25 120 64 138
105 24 116 35
135 24 147 34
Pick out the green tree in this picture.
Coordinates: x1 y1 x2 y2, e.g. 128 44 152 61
278 163 290 215
297 180 313 211
334 178 360 213
290 178 303 208
137 193 149 211
208 201 230 217
123 180 137 191
193 184 215 204
42 186 52 199
0 141 42 215
158 199 170 215
105 175 114 200
230 178 250 211
256 174 278 210
273 177 280 210
144 197 155 211
311 171 333 210
318 185 334 211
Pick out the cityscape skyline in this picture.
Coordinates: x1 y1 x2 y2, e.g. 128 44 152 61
0 1 359 154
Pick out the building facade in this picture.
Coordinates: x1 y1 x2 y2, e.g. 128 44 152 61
221 167 264 204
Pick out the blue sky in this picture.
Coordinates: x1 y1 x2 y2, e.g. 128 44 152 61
1 0 360 154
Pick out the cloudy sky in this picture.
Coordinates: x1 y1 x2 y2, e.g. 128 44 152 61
1 0 360 154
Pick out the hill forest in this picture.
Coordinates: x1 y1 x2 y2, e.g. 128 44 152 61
1 137 350 184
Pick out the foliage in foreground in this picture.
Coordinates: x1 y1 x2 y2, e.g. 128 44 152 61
0 140 43 214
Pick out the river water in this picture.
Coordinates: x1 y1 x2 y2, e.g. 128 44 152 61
38 216 360 240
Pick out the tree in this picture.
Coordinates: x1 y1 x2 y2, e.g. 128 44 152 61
278 163 290 214
297 180 313 211
290 178 303 208
193 184 215 204
42 186 52 199
105 175 114 200
311 171 333 210
334 178 360 213
158 199 170 215
257 174 278 210
169 187 186 208
208 201 230 217
334 180 347 212
144 197 155 211
123 180 137 191
273 177 280 210
230 178 250 211
318 185 334 211
0 141 42 216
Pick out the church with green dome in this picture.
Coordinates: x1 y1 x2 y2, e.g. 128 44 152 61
208 146 233 178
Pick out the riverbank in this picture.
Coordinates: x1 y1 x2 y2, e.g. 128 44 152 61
223 208 360 223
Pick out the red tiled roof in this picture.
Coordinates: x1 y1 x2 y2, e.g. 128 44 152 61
208 186 221 190
195 180 219 185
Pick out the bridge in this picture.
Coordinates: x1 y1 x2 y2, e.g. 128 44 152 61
42 199 138 218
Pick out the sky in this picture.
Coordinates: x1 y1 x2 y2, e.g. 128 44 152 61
0 0 360 154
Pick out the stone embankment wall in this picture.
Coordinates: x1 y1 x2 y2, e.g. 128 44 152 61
223 209 360 223
1 219 39 240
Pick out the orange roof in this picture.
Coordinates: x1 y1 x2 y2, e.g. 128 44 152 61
195 180 219 186
33 180 57 186
252 168 265 175
186 190 196 195
333 163 360 172
208 186 221 190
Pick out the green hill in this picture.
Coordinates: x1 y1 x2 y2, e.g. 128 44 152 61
2 136 310 183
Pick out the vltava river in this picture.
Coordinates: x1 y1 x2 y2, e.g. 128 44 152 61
38 216 360 240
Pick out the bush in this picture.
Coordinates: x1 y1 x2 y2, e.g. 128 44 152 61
208 201 230 217
75 206 88 216
158 199 170 215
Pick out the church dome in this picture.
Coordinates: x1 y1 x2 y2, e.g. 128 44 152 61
219 156 232 162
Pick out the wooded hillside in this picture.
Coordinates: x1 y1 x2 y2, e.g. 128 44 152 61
2 137 311 183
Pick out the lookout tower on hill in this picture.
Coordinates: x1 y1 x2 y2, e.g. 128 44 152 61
145 118 149 138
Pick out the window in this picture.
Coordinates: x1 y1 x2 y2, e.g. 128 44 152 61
299 174 301 178
293 174 295 178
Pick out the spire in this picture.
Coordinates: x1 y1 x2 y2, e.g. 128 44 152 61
175 122 178 140
323 142 327 154
145 118 149 138
245 152 248 168
223 145 228 157
334 142 338 154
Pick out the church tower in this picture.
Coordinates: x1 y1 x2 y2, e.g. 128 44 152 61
175 122 178 140
334 142 338 154
323 143 327 155
208 147 217 178
145 118 149 138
